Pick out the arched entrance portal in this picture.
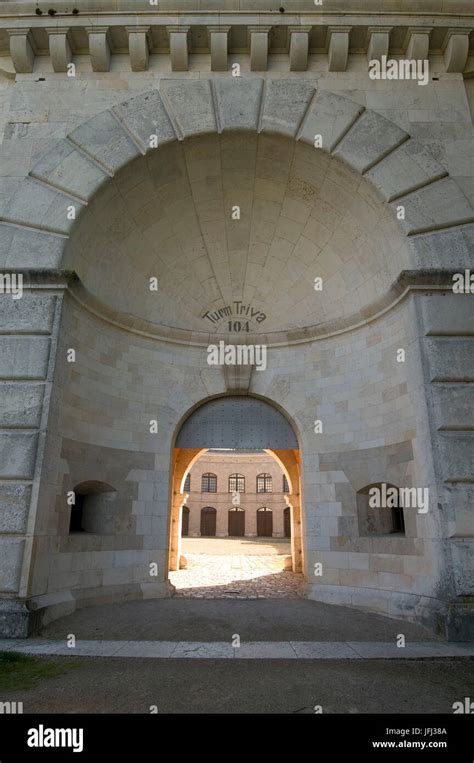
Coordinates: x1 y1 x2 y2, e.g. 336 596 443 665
168 396 303 580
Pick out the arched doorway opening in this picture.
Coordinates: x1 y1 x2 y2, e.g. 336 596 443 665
200 507 217 537
228 507 245 538
181 506 190 538
257 507 273 538
168 395 303 592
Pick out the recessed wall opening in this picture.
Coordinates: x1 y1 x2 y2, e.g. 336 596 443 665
168 396 304 599
356 483 406 537
68 481 117 535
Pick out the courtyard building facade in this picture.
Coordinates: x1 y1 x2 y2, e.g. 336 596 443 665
0 0 472 642
182 450 290 538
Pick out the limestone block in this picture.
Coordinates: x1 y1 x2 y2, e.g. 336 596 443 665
431 384 473 430
334 110 408 173
249 27 270 72
0 432 38 480
423 338 474 382
159 80 216 138
0 337 50 379
328 27 350 72
46 28 72 73
87 27 111 73
289 27 310 72
214 78 263 132
436 432 474 482
299 90 363 153
445 484 474 537
367 27 390 63
208 27 229 72
102 567 134 586
8 29 35 74
390 178 473 235
0 294 55 334
112 90 176 155
260 79 315 138
409 225 474 271
405 28 431 61
0 225 64 270
418 293 474 336
0 178 76 235
68 111 141 174
443 31 469 73
0 538 24 593
366 139 446 201
126 26 150 72
30 139 107 201
449 539 474 595
0 485 31 534
0 384 44 428
167 26 189 72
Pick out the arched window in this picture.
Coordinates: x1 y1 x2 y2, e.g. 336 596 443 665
356 483 406 537
183 473 191 493
228 473 245 493
200 507 217 536
256 473 272 493
282 474 289 493
201 473 217 493
69 481 117 534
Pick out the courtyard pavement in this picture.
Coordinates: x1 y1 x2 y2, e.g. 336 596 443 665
170 537 302 598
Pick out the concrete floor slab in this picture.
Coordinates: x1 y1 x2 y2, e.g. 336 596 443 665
112 641 177 658
291 642 360 659
171 642 234 659
236 641 297 659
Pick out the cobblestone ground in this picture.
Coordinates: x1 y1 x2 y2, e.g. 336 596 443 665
169 538 304 598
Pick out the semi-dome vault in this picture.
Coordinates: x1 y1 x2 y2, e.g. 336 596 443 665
1 78 472 342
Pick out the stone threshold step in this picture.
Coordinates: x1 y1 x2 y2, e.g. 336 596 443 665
0 639 473 659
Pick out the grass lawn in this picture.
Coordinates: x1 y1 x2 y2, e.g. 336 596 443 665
0 651 78 691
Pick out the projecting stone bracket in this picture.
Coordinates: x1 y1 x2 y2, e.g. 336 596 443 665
46 27 74 73
223 363 254 393
248 26 271 72
288 26 311 72
366 26 391 63
327 26 351 72
126 25 151 72
403 27 432 61
7 28 36 73
442 28 470 73
208 26 230 72
86 26 112 72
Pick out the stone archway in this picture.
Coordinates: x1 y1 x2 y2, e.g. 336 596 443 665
168 395 303 577
0 77 472 638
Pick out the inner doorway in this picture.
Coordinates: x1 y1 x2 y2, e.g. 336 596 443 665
228 507 245 537
168 396 304 598
181 506 190 537
257 507 273 537
200 507 217 537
